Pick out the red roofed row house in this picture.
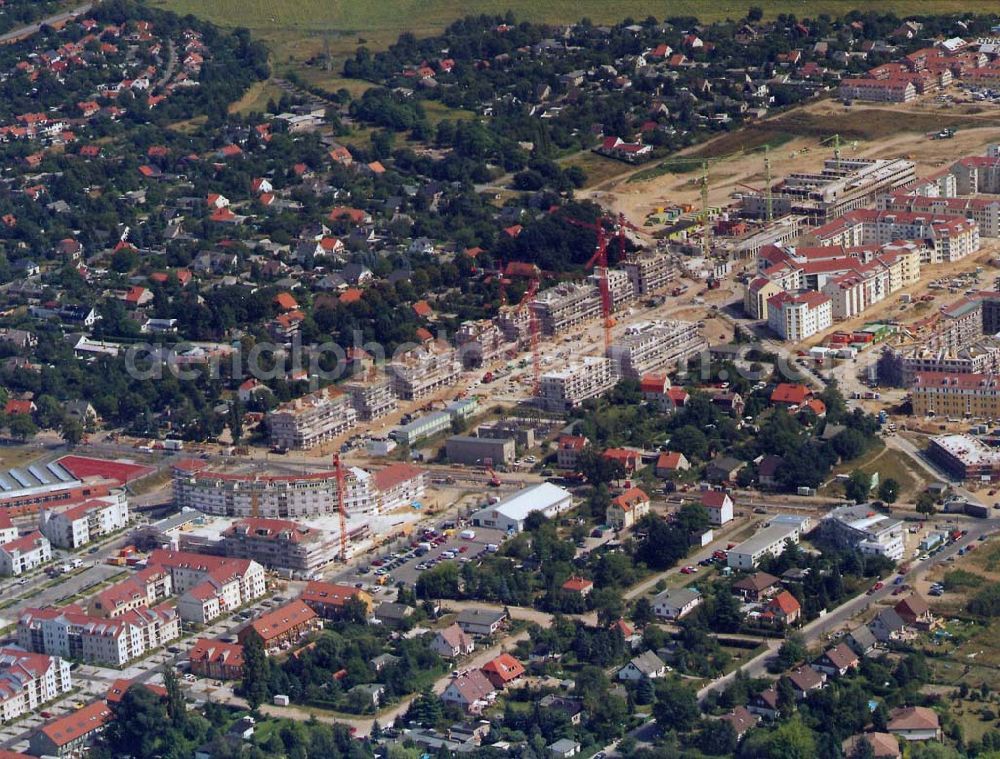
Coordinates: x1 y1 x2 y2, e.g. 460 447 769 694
189 637 245 680
238 599 321 654
29 700 112 758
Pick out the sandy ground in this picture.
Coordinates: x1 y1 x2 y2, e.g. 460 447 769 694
587 96 1000 229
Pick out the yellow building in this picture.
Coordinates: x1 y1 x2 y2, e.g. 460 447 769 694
911 372 1000 419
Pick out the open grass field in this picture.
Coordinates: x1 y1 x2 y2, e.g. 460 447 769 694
149 0 983 64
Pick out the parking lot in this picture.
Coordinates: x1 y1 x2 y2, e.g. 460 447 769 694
336 522 509 589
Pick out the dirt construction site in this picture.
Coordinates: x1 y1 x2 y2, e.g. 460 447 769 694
583 96 1000 228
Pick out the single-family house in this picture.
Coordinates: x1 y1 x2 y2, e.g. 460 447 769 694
886 706 941 741
651 587 702 620
430 624 475 658
701 490 734 525
812 643 860 677
618 650 668 681
732 572 780 602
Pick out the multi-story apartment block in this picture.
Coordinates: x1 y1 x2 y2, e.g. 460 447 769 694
838 77 917 103
766 291 833 341
0 532 51 577
804 210 980 263
387 341 462 400
884 194 1000 237
0 510 16 545
900 339 1000 383
530 282 602 336
372 463 427 512
267 385 358 450
38 488 129 549
623 252 676 295
148 548 267 605
607 320 706 378
950 153 1000 195
455 320 508 368
0 649 72 724
539 357 618 411
172 460 374 519
215 517 339 574
911 372 1000 419
816 504 905 561
742 157 915 222
87 566 173 618
343 376 397 421
17 603 179 667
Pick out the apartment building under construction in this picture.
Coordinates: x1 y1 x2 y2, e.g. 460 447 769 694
267 386 358 450
539 356 618 412
387 341 462 401
742 157 916 223
343 376 397 421
623 252 677 295
608 320 707 379
530 282 603 336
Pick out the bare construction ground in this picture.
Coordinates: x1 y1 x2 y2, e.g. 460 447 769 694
586 96 1000 228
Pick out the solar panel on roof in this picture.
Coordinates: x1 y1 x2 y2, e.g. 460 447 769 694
0 476 12 491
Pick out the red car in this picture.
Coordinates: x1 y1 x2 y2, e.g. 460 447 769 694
459 546 469 553
867 581 884 595
40 711 52 719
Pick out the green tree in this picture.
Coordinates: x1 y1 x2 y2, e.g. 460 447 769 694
877 478 899 504
61 417 84 445
770 633 807 672
767 716 817 759
675 502 711 535
652 680 700 733
632 597 654 627
844 469 871 503
698 718 738 755
635 676 655 705
8 414 37 442
240 633 270 710
916 492 937 518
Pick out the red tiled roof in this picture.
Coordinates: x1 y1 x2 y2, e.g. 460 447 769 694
656 451 684 470
771 383 811 405
561 576 593 592
301 581 366 608
481 653 525 683
767 590 801 616
39 700 111 747
612 487 649 511
372 463 424 491
274 292 298 311
247 600 317 643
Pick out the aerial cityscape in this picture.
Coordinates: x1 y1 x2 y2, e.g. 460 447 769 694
3 1 1000 758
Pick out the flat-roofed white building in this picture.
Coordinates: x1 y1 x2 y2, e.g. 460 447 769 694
470 483 573 533
727 522 802 570
817 504 905 561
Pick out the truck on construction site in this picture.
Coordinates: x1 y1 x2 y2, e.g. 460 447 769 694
671 285 688 297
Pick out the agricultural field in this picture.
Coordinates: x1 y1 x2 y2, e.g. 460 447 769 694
149 0 981 65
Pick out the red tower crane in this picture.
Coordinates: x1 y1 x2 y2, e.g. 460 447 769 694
334 453 348 561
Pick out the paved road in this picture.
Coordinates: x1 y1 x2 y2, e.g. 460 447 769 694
0 3 92 44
